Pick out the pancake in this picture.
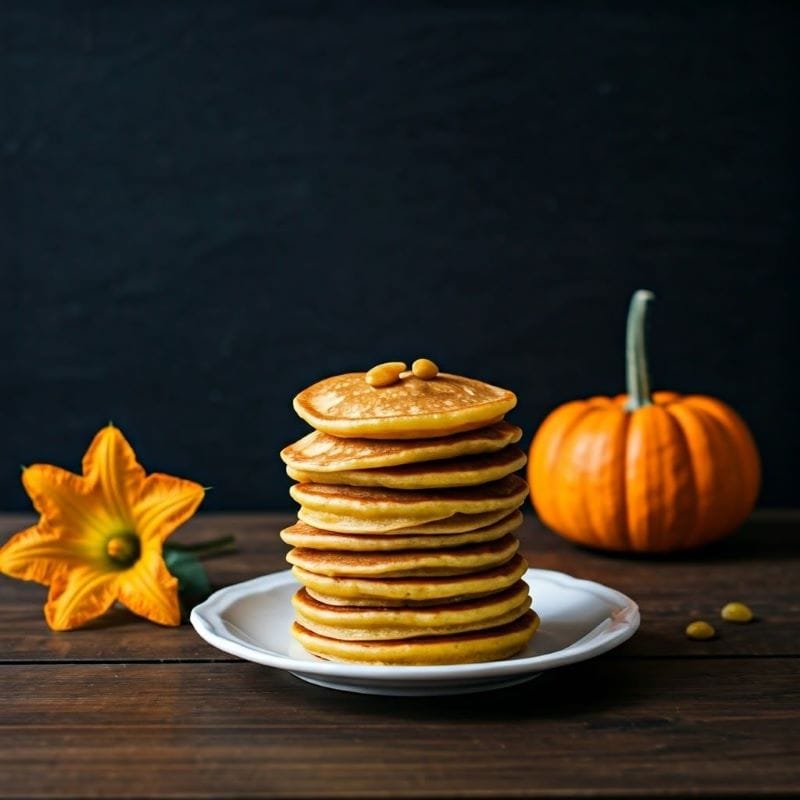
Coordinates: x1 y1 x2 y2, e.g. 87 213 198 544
291 610 539 665
294 553 528 606
293 371 517 439
279 510 523 551
280 421 523 473
286 534 519 578
286 445 527 490
298 506 452 532
296 507 515 535
290 475 529 521
292 582 531 640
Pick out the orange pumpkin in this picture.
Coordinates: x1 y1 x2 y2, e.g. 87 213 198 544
528 290 761 553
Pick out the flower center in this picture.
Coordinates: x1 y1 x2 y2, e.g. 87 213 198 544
105 532 141 568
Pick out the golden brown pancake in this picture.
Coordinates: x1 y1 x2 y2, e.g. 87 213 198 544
280 421 522 473
292 371 517 439
292 582 531 640
297 506 451 532
286 534 519 578
291 610 539 665
279 511 523 551
294 553 528 606
296 507 516 535
289 474 529 521
286 445 527 490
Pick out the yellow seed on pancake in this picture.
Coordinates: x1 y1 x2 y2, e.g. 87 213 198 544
366 362 406 387
412 358 439 379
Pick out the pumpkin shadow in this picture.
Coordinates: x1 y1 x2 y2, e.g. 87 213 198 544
568 515 798 565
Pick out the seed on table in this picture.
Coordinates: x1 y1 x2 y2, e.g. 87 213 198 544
412 358 439 379
365 362 407 387
721 602 754 623
685 620 716 640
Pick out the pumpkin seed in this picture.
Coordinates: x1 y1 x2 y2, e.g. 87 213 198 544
685 620 716 640
365 362 406 387
721 602 754 623
412 358 439 380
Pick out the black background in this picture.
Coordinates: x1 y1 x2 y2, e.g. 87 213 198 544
2 2 797 511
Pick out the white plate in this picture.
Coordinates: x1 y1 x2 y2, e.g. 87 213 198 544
190 568 639 696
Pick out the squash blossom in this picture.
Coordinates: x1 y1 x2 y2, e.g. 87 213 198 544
0 424 205 630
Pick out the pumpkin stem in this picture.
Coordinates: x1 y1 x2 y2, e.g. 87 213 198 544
624 290 655 411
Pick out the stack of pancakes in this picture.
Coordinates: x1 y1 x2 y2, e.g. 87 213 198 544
280 365 539 665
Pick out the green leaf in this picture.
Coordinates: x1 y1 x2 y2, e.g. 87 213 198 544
164 548 212 621
166 535 235 558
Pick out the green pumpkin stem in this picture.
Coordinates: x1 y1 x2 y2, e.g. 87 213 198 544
624 290 655 411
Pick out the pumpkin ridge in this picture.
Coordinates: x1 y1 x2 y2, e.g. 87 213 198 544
616 409 632 551
677 402 748 541
683 403 740 541
528 402 590 536
654 406 698 552
548 405 603 545
574 410 609 550
586 405 630 551
662 404 701 546
682 395 761 512
530 403 578 535
625 405 696 552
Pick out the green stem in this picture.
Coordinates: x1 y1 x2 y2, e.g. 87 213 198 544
624 290 655 411
167 535 236 560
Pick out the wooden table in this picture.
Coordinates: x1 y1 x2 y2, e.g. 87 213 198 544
1 512 798 798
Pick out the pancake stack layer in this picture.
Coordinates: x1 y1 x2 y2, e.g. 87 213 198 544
280 364 539 665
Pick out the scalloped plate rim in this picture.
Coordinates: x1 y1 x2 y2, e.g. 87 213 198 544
190 568 640 688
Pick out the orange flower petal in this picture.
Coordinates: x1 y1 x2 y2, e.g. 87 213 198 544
0 526 87 586
22 464 114 541
117 549 180 626
133 473 205 545
45 566 120 630
81 425 146 526
10 425 205 630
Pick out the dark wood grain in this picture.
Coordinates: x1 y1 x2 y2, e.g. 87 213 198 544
0 511 798 798
1 659 798 798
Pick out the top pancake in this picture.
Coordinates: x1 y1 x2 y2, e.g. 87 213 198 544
281 421 522 473
293 371 517 439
